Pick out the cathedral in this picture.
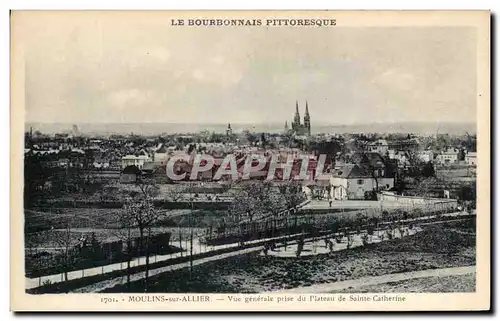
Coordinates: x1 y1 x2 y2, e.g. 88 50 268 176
285 101 311 136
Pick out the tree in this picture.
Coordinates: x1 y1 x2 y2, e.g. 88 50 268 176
415 177 447 198
24 155 52 207
296 236 305 257
52 222 80 281
164 184 188 202
245 132 258 146
421 161 436 178
260 133 267 148
119 178 162 291
308 139 342 166
229 181 283 224
281 132 293 148
278 181 306 213
228 181 287 243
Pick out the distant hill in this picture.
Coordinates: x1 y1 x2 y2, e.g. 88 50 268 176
25 121 476 136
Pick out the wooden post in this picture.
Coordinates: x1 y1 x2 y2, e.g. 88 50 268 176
179 229 183 257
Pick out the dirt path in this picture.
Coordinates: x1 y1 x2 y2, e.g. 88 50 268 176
272 265 476 293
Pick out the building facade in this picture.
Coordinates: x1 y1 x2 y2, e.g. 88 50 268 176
121 155 150 169
330 152 396 200
465 152 477 166
435 148 459 166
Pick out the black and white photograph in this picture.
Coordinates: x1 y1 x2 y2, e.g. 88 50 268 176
10 10 490 311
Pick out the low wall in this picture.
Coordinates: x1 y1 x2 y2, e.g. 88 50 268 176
378 192 458 212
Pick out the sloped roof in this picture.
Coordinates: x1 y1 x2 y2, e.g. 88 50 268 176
350 152 386 168
155 145 168 153
332 164 356 178
333 163 377 179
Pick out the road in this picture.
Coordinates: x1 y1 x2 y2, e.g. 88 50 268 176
272 265 476 293
303 200 381 210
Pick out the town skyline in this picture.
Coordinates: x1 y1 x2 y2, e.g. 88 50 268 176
25 120 476 136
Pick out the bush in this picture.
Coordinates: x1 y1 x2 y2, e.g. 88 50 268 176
361 234 369 246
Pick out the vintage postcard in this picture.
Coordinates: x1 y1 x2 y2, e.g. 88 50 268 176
10 10 490 311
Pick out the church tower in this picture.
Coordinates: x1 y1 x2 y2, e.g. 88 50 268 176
226 123 232 136
304 100 311 136
292 100 301 131
284 121 289 132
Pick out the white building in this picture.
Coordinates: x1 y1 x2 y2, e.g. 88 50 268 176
329 164 395 200
418 151 434 163
153 152 169 165
435 148 459 165
465 152 477 166
368 139 389 154
121 155 150 169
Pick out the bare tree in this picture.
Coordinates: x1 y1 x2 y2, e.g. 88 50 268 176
229 181 280 224
52 221 80 281
415 176 447 199
228 181 288 243
278 181 306 213
119 178 162 291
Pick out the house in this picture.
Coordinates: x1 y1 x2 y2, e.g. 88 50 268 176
329 165 351 200
465 152 477 166
388 138 420 152
152 144 170 166
349 152 393 177
368 139 389 154
330 163 395 200
329 152 396 200
435 148 459 165
120 165 142 183
418 150 434 163
121 155 150 169
391 151 410 168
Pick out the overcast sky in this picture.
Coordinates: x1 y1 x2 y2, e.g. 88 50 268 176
21 12 477 125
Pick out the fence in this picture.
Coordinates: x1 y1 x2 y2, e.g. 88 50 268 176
26 232 172 278
202 198 459 246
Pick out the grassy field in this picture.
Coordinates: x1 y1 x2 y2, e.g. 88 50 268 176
25 207 225 233
117 219 475 293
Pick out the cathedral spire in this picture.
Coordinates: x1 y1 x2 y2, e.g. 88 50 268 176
293 100 301 126
303 100 311 136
